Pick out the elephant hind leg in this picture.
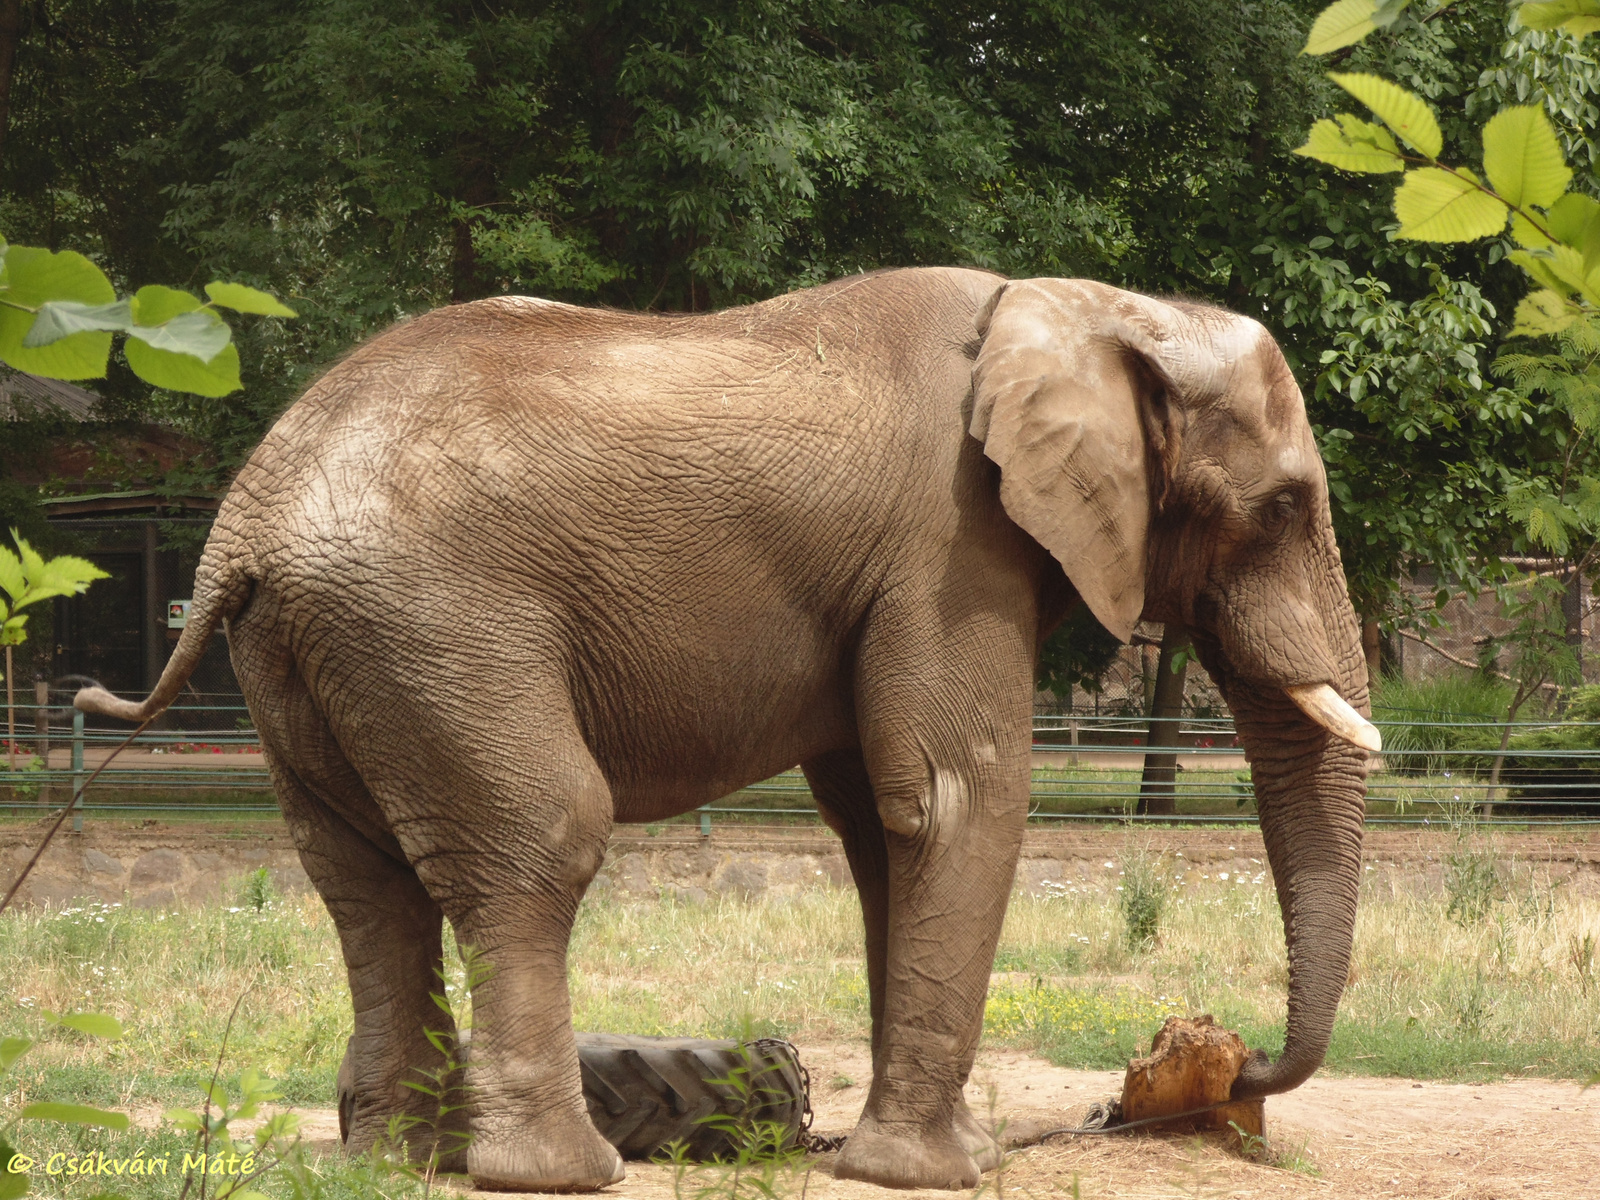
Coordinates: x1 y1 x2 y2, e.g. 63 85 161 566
260 750 467 1170
355 697 623 1192
805 748 1000 1175
233 597 469 1172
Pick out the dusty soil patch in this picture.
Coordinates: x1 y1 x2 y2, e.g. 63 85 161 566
255 1042 1597 1199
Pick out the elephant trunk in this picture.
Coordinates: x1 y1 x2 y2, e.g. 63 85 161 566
1226 692 1368 1099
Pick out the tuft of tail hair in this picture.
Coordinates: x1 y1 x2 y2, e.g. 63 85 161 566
74 546 252 723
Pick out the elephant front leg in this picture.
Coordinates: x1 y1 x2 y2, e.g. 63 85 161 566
805 748 1002 1176
832 738 1026 1189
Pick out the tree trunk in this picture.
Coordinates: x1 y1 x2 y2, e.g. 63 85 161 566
1483 689 1530 819
1565 565 1584 685
0 0 21 185
1362 620 1381 690
1138 627 1188 817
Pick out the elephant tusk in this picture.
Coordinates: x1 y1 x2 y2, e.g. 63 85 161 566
1285 683 1382 753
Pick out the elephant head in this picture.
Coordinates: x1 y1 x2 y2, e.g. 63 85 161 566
971 278 1374 1098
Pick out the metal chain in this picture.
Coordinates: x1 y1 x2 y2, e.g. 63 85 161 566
747 1037 848 1154
1036 1097 1254 1140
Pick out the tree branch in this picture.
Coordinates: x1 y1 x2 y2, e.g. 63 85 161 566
1397 628 1561 690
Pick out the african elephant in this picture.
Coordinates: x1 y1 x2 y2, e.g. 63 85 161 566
78 267 1377 1192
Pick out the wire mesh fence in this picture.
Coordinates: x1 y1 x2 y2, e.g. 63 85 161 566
5 702 1600 828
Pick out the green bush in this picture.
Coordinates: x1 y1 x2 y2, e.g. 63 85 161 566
1371 673 1511 774
1117 853 1169 952
1499 685 1600 810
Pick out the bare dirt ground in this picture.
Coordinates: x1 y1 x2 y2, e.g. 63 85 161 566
250 1041 1598 1200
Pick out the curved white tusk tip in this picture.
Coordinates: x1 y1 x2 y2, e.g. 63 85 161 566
1285 683 1382 753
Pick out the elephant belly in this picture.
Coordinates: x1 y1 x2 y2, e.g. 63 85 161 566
580 648 856 825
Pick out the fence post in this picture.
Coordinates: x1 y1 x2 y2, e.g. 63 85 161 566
699 806 711 838
33 679 50 807
1068 717 1079 767
71 709 85 833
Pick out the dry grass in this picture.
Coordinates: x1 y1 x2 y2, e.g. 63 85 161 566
1 840 1597 1115
3 844 1599 1200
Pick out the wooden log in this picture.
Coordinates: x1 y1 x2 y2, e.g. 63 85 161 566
1120 1015 1264 1144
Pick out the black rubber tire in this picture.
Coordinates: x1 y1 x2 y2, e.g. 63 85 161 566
577 1033 807 1160
336 1033 808 1161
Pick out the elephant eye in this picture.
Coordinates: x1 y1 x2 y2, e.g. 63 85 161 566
1263 490 1300 533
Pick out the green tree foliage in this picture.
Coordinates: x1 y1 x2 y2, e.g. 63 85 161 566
1037 605 1127 707
1 0 1587 658
1281 2 1600 623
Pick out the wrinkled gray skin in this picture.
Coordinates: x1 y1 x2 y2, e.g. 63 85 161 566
78 268 1369 1192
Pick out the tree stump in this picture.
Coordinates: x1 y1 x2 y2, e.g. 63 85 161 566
1119 1015 1265 1145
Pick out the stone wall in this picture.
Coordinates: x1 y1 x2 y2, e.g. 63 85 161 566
2 822 1598 910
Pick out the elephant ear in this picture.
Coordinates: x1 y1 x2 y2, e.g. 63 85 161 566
971 279 1195 643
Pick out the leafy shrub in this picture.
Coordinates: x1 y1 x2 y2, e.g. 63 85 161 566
240 867 277 912
1371 672 1511 774
1444 845 1502 926
1498 685 1600 809
1118 853 1169 951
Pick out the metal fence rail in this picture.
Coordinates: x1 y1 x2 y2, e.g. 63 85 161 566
6 703 1600 827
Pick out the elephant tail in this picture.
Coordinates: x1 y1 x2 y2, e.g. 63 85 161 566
74 538 254 723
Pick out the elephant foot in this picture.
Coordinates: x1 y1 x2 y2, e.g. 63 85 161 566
467 1116 624 1193
834 1117 979 1190
952 1101 1001 1172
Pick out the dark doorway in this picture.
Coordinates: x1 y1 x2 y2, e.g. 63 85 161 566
54 551 144 694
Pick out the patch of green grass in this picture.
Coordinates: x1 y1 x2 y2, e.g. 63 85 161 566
3 836 1597 1148
0 894 351 1107
983 980 1186 1069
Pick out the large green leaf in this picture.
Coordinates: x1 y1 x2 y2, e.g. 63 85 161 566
129 285 202 326
49 1012 124 1040
1329 72 1442 158
1511 289 1580 337
1511 212 1553 249
1294 113 1404 173
0 1036 32 1072
18 1104 129 1132
1547 192 1600 275
1519 0 1600 37
0 246 115 380
0 246 113 306
204 281 298 317
2 548 109 608
1509 245 1600 303
124 310 232 362
1482 106 1571 208
0 546 23 605
0 1133 28 1200
1394 167 1507 241
124 338 241 396
1549 192 1600 243
21 300 134 348
1303 0 1379 53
